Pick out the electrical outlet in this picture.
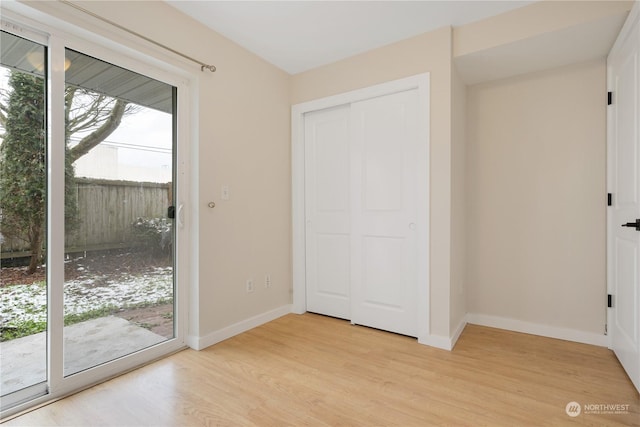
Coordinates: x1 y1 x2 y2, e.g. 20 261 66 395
246 279 254 293
265 274 271 288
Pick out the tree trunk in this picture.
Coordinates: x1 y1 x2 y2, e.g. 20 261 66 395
27 222 43 274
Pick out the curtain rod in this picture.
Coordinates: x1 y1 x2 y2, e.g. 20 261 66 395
59 0 216 72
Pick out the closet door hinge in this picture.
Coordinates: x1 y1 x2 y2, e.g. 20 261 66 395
608 294 613 308
608 193 612 206
608 91 613 105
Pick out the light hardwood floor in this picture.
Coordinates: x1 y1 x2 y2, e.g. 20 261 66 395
3 313 639 426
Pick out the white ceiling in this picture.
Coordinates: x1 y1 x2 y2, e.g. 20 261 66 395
166 1 535 75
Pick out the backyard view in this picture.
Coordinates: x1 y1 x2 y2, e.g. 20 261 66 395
1 249 174 341
1 31 176 401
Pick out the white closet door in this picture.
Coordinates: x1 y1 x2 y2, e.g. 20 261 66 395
350 89 419 337
304 89 422 337
304 106 351 319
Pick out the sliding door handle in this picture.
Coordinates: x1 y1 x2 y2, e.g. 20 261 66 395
178 204 184 228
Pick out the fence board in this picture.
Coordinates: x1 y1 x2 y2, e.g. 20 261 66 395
1 178 171 256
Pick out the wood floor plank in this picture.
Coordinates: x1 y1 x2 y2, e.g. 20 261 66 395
3 313 639 426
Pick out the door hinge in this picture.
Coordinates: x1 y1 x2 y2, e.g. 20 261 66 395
608 294 613 308
607 193 612 206
608 91 613 105
605 323 608 335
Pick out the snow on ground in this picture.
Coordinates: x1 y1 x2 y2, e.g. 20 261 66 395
0 267 172 325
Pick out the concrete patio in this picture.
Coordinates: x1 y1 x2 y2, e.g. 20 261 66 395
1 316 166 396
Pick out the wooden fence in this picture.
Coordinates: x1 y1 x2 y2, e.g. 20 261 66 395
1 178 171 257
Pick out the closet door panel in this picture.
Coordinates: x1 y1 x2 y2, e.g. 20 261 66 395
351 90 419 337
304 106 351 319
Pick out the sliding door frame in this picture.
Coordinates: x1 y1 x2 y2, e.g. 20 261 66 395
0 22 50 411
1 3 195 418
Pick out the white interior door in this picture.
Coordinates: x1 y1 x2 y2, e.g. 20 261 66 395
350 90 419 337
608 5 640 393
304 106 351 319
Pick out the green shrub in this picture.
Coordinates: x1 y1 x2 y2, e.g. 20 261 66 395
131 217 172 255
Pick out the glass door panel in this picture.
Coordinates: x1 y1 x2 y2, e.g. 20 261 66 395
0 30 48 406
63 48 175 376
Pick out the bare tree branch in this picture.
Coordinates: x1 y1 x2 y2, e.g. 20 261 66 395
65 86 76 121
67 91 112 134
68 99 128 163
2 73 138 162
65 89 139 137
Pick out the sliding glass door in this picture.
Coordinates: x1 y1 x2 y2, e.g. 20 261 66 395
0 30 49 404
0 20 185 414
62 48 176 376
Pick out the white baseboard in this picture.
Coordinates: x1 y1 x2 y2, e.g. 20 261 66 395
188 305 292 351
418 334 452 350
418 317 468 351
188 309 607 352
466 313 609 347
450 317 468 349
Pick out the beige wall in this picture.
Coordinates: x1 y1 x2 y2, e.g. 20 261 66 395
450 64 467 336
24 0 293 339
16 0 613 346
454 0 632 57
292 27 455 339
466 59 607 334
